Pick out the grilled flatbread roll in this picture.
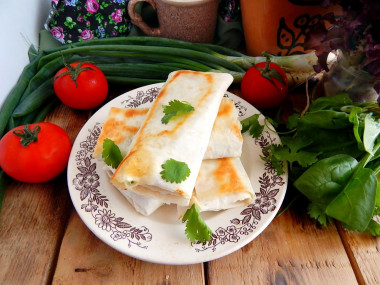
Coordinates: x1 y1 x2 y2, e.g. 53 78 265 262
93 107 148 158
110 71 233 206
95 98 247 216
204 97 242 159
93 98 242 160
178 157 254 216
120 157 255 217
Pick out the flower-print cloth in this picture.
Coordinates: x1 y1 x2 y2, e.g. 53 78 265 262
45 0 133 44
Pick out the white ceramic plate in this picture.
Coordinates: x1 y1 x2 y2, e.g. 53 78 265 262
67 83 288 265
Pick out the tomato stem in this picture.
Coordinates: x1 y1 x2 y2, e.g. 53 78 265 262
55 56 95 88
13 125 41 147
263 55 271 72
258 53 286 90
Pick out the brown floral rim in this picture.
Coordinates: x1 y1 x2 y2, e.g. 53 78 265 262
70 87 285 252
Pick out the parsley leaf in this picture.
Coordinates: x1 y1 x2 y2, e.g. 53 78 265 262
286 113 300 130
274 136 320 168
182 204 213 242
272 145 320 168
102 138 124 169
160 159 190 183
261 135 320 175
161 100 194 124
307 202 331 227
241 114 264 138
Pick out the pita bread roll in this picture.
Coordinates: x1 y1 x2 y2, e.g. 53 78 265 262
93 98 242 160
110 71 233 206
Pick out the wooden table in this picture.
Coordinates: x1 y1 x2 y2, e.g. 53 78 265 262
0 88 379 285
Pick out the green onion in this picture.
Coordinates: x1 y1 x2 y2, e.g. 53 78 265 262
12 79 54 118
106 76 163 86
1 36 318 139
37 45 246 72
0 54 42 136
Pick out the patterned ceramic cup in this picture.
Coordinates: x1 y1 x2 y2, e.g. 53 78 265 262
128 0 219 43
240 0 341 56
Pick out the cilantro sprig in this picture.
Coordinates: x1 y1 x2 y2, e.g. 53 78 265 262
161 100 194 124
102 138 124 168
241 114 264 139
263 135 320 174
182 204 213 242
160 159 190 183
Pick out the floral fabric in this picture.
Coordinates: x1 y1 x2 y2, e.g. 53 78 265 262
45 0 133 44
219 0 241 22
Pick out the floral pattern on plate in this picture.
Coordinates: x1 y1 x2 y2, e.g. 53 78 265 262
67 83 287 265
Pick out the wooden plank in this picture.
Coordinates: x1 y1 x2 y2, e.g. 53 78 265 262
52 212 205 284
207 206 359 285
0 104 89 284
338 224 380 285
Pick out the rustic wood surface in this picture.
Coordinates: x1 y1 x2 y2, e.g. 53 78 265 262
0 90 379 285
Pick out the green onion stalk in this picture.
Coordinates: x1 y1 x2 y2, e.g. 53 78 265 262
0 36 318 139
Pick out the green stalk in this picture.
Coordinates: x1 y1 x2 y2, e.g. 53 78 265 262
83 51 212 72
12 78 54 118
353 141 380 178
37 45 245 72
98 63 180 78
45 36 222 58
227 52 318 72
41 36 317 73
374 165 380 176
106 76 163 86
0 54 42 137
29 97 60 124
22 56 68 100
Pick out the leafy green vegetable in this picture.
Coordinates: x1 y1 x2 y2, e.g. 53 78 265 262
182 204 213 242
348 107 364 150
294 154 358 205
297 110 352 130
307 202 331 228
161 100 194 124
160 159 190 183
102 138 124 168
376 181 380 209
308 93 353 112
363 114 380 155
325 168 377 232
366 220 380 236
240 114 264 138
268 135 320 169
268 93 380 235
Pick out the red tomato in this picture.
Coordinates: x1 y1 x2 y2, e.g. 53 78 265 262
53 62 108 110
0 123 72 183
241 61 288 109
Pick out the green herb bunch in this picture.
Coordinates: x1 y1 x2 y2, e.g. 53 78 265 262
259 94 380 235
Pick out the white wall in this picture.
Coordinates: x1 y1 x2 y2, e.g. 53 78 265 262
0 0 51 108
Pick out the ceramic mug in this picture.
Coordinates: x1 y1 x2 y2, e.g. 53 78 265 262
240 0 341 56
128 0 219 43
